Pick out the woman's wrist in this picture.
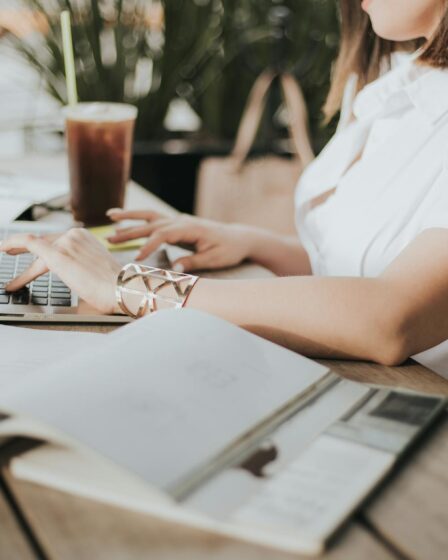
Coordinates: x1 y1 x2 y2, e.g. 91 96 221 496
241 226 311 276
236 225 275 263
243 226 293 268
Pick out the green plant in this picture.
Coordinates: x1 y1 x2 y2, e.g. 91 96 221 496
13 0 216 140
12 0 339 147
183 0 339 150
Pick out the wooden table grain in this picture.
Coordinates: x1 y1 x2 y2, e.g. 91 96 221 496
1 154 448 560
0 486 35 560
2 469 398 560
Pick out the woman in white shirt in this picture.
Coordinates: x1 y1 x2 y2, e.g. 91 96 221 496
3 0 448 367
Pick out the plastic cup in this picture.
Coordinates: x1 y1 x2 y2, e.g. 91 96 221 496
64 103 138 226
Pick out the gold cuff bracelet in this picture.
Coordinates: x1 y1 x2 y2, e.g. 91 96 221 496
116 263 199 319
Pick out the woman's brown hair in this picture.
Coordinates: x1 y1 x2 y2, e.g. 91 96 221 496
323 0 448 121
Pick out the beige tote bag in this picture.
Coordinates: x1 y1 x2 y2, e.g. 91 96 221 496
195 72 314 235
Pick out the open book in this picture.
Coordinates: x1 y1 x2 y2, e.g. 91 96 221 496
0 310 444 555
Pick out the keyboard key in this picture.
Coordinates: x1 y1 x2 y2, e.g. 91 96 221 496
50 298 72 307
0 230 70 310
12 292 30 305
51 287 71 294
32 286 48 293
31 297 48 306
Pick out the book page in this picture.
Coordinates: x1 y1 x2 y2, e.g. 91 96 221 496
413 341 448 380
0 309 329 494
0 325 100 390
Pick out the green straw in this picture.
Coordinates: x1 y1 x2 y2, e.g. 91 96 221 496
61 10 78 106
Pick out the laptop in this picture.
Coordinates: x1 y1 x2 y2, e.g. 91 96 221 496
0 222 171 324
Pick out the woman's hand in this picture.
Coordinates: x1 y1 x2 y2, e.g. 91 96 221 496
107 208 258 272
0 229 121 314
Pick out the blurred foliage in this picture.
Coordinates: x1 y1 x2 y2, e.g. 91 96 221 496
185 0 339 150
13 0 339 147
13 0 216 139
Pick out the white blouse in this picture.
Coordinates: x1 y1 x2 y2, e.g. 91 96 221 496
295 53 448 278
294 53 448 375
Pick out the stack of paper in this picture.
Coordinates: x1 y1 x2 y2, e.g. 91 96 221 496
0 173 69 223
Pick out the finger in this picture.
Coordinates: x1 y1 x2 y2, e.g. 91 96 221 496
135 224 202 261
0 238 28 255
1 234 69 270
107 220 170 244
0 233 43 254
172 249 222 273
6 258 49 291
0 232 63 255
110 225 137 235
4 248 29 256
106 208 164 222
135 233 167 261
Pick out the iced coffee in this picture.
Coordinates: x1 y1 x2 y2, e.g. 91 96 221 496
64 103 138 226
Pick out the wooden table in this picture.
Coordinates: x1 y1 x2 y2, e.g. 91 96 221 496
1 156 448 560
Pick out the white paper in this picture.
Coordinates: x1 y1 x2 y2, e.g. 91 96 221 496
184 380 371 518
0 309 329 493
0 325 100 390
413 342 448 380
232 434 394 541
11 440 171 507
0 199 33 224
0 173 68 224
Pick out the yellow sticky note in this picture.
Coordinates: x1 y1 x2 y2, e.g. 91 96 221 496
88 225 146 252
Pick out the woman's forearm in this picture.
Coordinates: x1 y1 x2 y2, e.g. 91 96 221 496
246 228 312 276
186 276 408 365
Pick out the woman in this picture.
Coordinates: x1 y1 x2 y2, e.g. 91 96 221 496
2 0 448 366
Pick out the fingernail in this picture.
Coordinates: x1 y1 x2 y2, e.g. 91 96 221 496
172 263 184 273
106 208 122 216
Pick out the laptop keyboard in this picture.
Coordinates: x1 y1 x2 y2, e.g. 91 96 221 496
0 228 73 307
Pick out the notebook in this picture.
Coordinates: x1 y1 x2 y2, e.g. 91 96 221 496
0 310 444 555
